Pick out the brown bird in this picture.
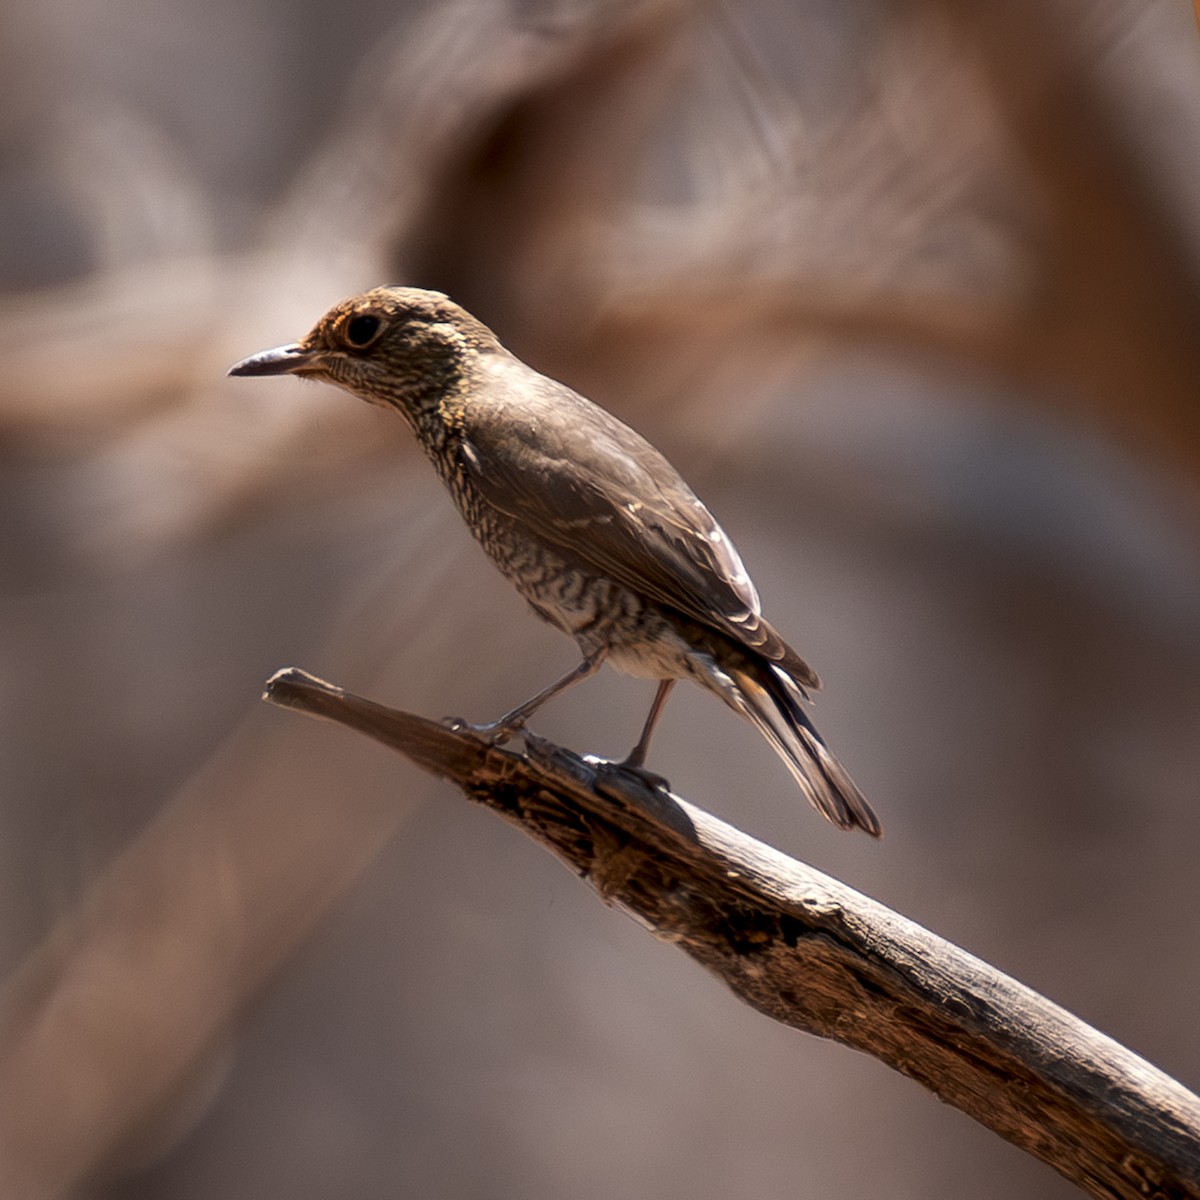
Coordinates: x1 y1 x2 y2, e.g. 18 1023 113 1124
229 287 880 835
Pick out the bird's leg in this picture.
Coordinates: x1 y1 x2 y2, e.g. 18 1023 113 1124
446 650 607 744
597 678 676 791
623 679 676 768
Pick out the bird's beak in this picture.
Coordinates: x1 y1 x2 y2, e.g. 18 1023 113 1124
227 343 315 377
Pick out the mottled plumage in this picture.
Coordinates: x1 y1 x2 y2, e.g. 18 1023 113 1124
229 286 880 835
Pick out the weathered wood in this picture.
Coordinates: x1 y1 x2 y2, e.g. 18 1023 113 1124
264 667 1200 1200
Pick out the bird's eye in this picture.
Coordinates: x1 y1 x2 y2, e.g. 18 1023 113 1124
344 312 382 348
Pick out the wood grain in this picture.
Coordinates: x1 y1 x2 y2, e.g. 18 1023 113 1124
265 667 1200 1200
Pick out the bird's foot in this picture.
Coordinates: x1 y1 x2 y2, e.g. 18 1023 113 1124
442 715 524 746
620 762 672 792
585 755 672 793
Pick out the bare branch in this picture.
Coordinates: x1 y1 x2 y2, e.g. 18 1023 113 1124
265 666 1200 1200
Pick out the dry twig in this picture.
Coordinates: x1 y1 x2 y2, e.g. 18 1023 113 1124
264 667 1200 1200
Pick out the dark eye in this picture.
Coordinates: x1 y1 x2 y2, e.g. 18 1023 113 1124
344 312 382 348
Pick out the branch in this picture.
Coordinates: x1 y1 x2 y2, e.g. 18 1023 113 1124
264 667 1200 1200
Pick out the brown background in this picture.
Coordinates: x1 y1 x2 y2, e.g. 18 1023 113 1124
1 0 1198 1196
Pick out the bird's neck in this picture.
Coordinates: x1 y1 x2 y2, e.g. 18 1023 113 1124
393 357 483 472
379 350 465 435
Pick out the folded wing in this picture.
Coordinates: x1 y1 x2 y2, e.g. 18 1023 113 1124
459 366 820 690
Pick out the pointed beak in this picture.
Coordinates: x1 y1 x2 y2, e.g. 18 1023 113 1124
227 343 314 377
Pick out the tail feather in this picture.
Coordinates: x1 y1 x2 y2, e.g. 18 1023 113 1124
700 657 881 836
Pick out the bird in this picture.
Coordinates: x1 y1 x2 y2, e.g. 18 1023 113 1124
229 286 880 835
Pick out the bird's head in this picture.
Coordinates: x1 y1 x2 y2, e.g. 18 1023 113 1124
228 286 501 418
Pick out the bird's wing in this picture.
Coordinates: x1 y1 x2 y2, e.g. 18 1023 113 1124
457 367 820 689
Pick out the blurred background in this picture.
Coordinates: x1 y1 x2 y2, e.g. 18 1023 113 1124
1 0 1198 1195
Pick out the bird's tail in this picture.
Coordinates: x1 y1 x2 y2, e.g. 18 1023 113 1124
699 656 881 836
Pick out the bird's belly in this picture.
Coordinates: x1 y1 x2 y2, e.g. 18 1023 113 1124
464 504 693 680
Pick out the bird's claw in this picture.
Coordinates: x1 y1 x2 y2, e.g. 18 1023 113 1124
620 762 672 792
586 756 672 793
441 715 524 746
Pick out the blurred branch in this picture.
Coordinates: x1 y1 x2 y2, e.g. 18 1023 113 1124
931 0 1200 470
0 693 421 1200
7 0 1200 490
264 667 1200 1200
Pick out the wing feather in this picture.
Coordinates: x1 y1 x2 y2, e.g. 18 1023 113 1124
458 360 820 689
